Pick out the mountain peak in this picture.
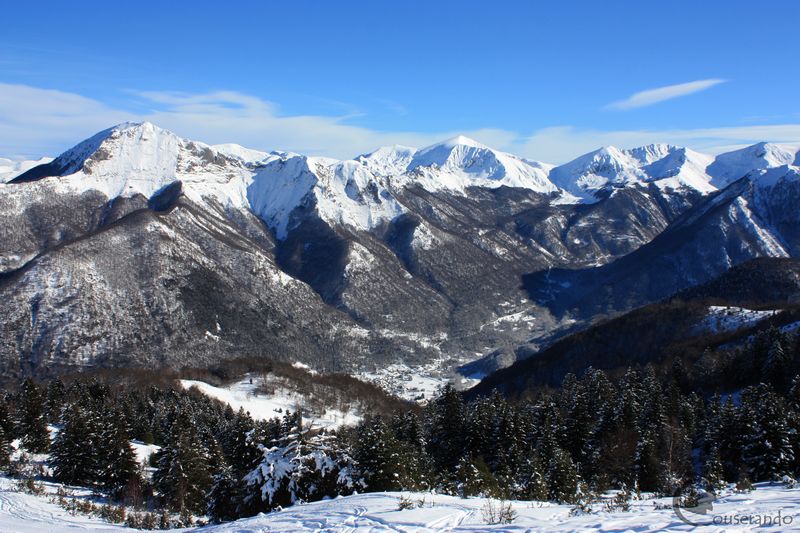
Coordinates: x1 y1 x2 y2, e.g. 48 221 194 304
707 142 800 187
356 144 417 177
550 143 716 202
438 135 487 149
405 136 557 194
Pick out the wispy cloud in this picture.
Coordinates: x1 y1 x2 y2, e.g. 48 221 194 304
2 82 799 165
0 83 514 160
605 79 727 111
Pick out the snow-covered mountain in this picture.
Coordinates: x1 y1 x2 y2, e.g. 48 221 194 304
549 144 716 202
2 121 800 383
524 163 800 326
707 142 800 187
0 156 53 183
402 135 557 193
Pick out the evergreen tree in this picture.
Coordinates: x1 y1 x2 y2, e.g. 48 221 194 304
17 379 49 453
452 454 498 497
519 454 548 501
153 413 213 514
98 409 140 498
207 463 244 523
0 399 12 469
703 448 727 491
635 366 667 492
546 448 578 503
787 376 800 475
45 378 66 424
714 396 743 481
51 403 98 485
244 416 360 512
764 333 792 392
425 385 467 475
740 384 794 480
353 416 420 491
219 408 260 477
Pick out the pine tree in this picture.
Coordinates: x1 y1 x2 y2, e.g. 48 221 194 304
787 376 800 475
596 373 638 487
17 379 49 453
425 385 468 475
207 463 244 523
153 413 213 514
353 416 417 491
562 373 600 481
546 447 578 503
452 454 498 497
764 333 792 392
98 409 140 498
703 448 726 491
51 403 98 485
244 416 360 512
519 454 548 501
740 384 794 480
0 399 11 469
219 408 260 477
714 396 743 480
45 379 66 424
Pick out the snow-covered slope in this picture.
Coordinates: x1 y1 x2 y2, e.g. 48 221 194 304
4 477 799 532
9 124 563 239
179 374 362 429
403 136 557 193
198 484 800 532
0 156 53 183
695 305 776 333
708 142 800 187
248 155 405 238
10 122 260 209
549 144 716 202
356 144 417 176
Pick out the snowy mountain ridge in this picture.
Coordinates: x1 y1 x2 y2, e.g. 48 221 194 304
7 122 800 235
549 143 718 202
0 156 53 183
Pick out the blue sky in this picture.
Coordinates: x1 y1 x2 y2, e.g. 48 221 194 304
1 0 799 162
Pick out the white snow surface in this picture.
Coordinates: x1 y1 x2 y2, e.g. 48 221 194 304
210 143 271 164
356 144 417 176
201 483 800 532
3 474 800 531
6 121 800 238
696 305 776 333
0 156 53 183
402 136 558 193
179 375 361 429
248 155 406 239
707 142 800 187
549 144 716 202
0 476 130 532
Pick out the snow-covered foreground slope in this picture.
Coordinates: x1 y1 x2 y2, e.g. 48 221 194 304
2 476 799 532
0 476 128 532
202 484 800 532
179 374 362 428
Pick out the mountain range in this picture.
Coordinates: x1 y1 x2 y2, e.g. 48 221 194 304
1 122 799 385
